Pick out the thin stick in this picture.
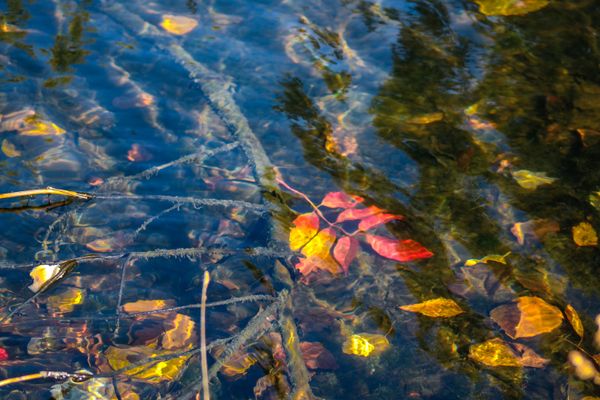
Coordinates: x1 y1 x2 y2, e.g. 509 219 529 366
200 270 211 400
0 370 92 387
0 187 92 201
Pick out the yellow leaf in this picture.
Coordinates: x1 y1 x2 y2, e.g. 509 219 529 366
469 338 521 367
47 287 85 313
160 15 198 35
122 299 176 314
301 227 335 259
465 251 510 266
474 0 549 16
211 345 257 376
406 112 444 125
1 139 21 157
28 264 61 293
511 169 556 190
105 345 189 383
565 304 584 339
289 212 319 251
569 350 599 381
342 333 389 357
590 192 600 212
573 222 598 247
162 313 196 350
400 298 464 318
490 296 563 339
20 115 65 136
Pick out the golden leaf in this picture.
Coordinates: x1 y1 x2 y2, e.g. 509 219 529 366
29 264 61 293
573 222 598 247
569 350 599 381
400 298 464 318
465 251 510 266
160 15 198 35
211 346 257 376
511 169 556 190
301 227 336 259
475 0 549 16
289 212 319 251
47 287 85 313
105 345 189 383
406 112 444 125
590 192 600 212
469 338 521 367
1 139 21 157
490 296 563 339
342 333 389 357
122 299 176 314
19 115 65 136
565 304 584 339
162 313 196 350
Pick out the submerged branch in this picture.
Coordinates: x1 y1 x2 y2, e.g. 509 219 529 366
200 271 211 400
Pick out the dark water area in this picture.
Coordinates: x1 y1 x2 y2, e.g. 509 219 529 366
1 0 600 399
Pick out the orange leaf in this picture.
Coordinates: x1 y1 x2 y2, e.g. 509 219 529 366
289 212 319 251
365 234 433 262
333 236 358 275
490 296 563 339
320 192 363 208
295 255 340 276
400 298 464 318
358 213 403 231
122 299 176 314
160 15 198 35
336 205 383 222
565 304 584 339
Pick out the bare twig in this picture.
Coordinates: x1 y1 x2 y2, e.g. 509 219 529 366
0 187 92 201
200 270 211 400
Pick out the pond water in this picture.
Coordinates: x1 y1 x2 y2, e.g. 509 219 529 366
1 0 600 399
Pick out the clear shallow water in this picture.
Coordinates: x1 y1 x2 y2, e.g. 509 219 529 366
1 0 600 399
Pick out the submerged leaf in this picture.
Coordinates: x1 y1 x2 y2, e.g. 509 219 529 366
342 333 389 357
1 139 21 157
122 299 176 314
333 236 358 275
300 342 337 369
565 304 584 339
406 112 444 125
320 192 363 208
160 15 198 35
289 212 319 251
511 169 556 190
365 234 433 262
490 296 563 339
573 222 598 247
105 345 189 383
296 228 340 275
19 115 65 136
464 252 510 266
475 0 549 16
211 345 256 377
29 264 61 293
162 313 196 350
569 350 599 381
400 298 464 318
469 339 521 367
47 287 85 313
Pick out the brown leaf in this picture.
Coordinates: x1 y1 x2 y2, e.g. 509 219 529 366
300 342 337 370
490 296 563 339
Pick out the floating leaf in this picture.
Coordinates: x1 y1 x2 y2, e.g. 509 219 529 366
565 304 584 339
1 139 21 157
490 296 563 339
511 169 556 190
289 212 319 251
105 345 189 383
406 112 444 125
333 236 358 275
19 115 65 136
358 213 403 231
29 264 61 293
400 298 464 318
342 333 389 357
573 222 598 247
365 234 433 262
475 0 549 16
123 299 176 314
320 192 363 208
336 205 383 222
464 252 510 266
469 339 521 367
300 342 337 370
160 15 198 35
